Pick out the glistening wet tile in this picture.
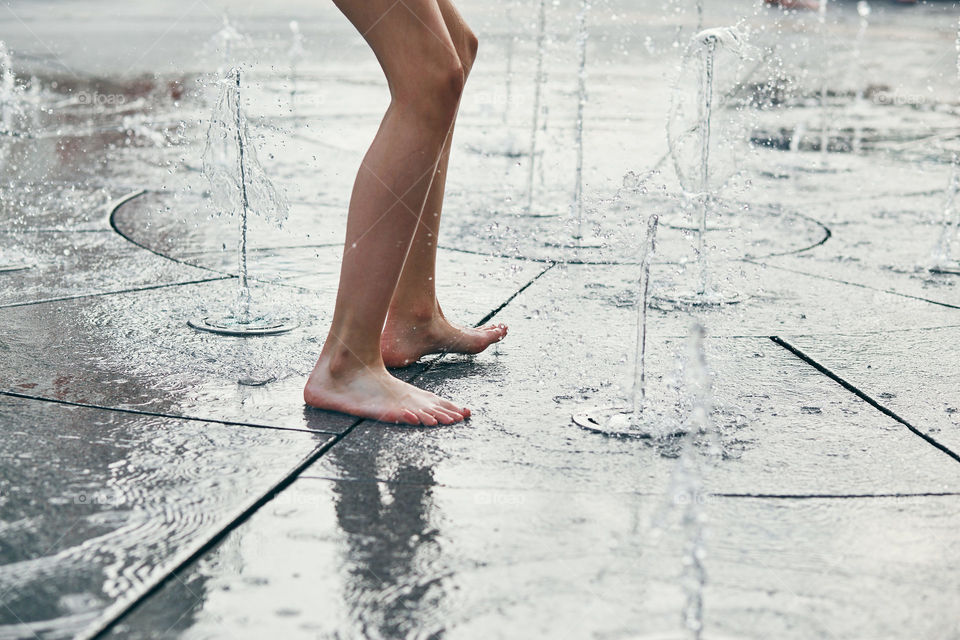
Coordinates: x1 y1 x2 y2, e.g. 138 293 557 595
100 478 678 639
0 230 216 308
0 279 351 433
100 482 960 639
0 394 331 639
0 247 541 433
704 496 960 639
778 328 960 457
304 265 960 496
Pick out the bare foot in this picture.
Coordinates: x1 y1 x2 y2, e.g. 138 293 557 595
304 353 470 425
381 307 508 368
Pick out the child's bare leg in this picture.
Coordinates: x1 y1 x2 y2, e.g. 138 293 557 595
305 0 470 425
382 0 508 368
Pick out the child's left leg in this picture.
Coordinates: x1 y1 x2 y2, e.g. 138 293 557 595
381 0 509 368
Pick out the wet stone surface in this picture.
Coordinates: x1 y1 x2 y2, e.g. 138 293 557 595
0 394 331 639
1 0 960 638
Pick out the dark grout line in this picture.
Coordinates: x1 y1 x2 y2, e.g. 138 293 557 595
108 190 227 276
0 229 112 234
79 240 555 639
757 216 831 258
295 477 960 501
0 276 232 310
770 336 960 465
77 421 360 640
473 262 556 327
0 390 339 436
749 259 960 312
714 492 960 499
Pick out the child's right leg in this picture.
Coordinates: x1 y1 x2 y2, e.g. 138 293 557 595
304 0 470 425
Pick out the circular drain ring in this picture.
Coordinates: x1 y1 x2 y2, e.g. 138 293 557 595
187 316 298 337
444 208 831 266
111 189 831 269
572 406 687 440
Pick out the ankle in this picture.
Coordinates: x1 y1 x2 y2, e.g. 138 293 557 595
316 343 383 379
386 299 441 327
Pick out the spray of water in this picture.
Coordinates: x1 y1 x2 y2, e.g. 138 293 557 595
503 4 516 125
0 41 24 135
956 16 960 86
212 15 245 74
526 0 548 214
695 36 717 296
660 27 747 307
288 21 306 111
929 156 960 270
0 42 32 273
818 0 830 160
677 324 716 640
572 0 590 244
202 68 289 321
632 215 660 415
850 2 870 154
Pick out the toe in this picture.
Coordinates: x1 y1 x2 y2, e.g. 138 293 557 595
428 407 462 425
414 409 438 427
436 396 464 413
397 409 421 425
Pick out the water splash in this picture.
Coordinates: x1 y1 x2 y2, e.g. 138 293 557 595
660 27 749 307
288 21 306 111
572 0 590 245
671 325 719 638
695 33 717 296
503 4 516 125
632 215 659 414
818 0 830 161
572 215 686 439
850 2 870 154
677 326 712 640
525 0 548 214
194 68 294 335
0 41 24 135
692 28 742 297
928 156 960 272
0 42 33 273
211 15 246 74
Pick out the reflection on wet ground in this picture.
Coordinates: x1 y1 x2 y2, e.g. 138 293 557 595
2 0 960 638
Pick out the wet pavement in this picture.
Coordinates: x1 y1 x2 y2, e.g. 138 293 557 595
2 0 960 638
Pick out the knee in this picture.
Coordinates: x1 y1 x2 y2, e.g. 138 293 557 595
461 29 479 75
395 55 465 125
